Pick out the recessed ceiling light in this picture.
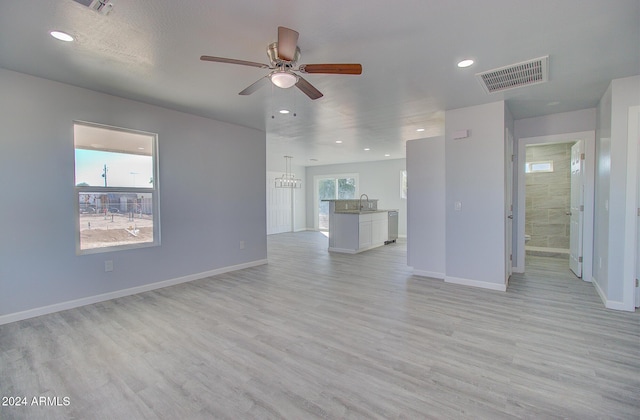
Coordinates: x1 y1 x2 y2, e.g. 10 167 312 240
279 109 290 114
457 59 474 68
416 128 425 132
335 140 343 144
385 154 391 157
50 30 74 42
364 148 371 151
547 101 560 106
138 147 145 150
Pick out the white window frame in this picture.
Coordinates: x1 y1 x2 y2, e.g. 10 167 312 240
74 121 160 255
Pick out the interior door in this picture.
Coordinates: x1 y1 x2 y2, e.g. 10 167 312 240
569 141 584 277
267 172 292 235
505 128 514 283
636 117 640 307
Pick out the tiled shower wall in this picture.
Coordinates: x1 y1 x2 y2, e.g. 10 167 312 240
525 142 574 251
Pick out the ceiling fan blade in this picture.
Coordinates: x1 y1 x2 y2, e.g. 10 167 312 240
295 76 323 100
239 76 270 95
277 26 299 61
299 63 362 75
200 55 270 69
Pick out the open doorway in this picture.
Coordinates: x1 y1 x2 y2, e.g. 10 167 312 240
523 142 578 272
313 174 358 231
516 131 595 281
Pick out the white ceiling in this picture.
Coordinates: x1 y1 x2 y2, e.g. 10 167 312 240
1 0 638 170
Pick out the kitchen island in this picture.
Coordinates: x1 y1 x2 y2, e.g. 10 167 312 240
324 198 396 254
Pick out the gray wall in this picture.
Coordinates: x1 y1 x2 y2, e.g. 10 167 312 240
305 159 408 237
0 68 267 318
514 108 596 139
594 75 640 309
406 137 445 277
525 143 574 251
445 101 507 288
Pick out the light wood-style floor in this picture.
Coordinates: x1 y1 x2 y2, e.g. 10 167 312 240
1 231 639 419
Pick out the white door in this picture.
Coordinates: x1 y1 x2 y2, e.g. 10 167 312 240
569 141 584 277
636 117 640 307
267 172 292 235
636 170 640 307
505 128 514 283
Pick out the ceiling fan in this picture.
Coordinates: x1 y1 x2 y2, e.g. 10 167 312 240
200 26 362 100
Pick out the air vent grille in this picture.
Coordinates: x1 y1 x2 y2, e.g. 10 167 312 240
476 56 549 94
71 0 113 15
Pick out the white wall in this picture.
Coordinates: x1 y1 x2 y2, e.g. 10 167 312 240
406 137 445 278
594 75 640 311
445 101 507 290
0 69 267 321
304 159 408 237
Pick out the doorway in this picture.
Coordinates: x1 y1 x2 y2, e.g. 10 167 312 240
313 174 358 231
516 131 595 281
523 142 579 273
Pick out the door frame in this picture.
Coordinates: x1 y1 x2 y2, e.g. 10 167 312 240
515 131 595 282
626 106 640 308
569 140 585 277
505 127 514 285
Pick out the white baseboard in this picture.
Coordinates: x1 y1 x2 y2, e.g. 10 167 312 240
0 259 268 326
413 269 445 280
591 275 630 311
445 275 507 292
328 247 357 254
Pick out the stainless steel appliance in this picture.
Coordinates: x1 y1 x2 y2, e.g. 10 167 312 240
386 210 398 244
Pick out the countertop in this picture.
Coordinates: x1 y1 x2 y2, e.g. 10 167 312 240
334 209 398 214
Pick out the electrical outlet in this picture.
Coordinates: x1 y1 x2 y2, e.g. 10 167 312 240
104 260 113 272
239 241 245 250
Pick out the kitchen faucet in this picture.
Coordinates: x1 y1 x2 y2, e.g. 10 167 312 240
359 194 369 210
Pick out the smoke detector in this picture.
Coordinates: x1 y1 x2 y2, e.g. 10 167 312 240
476 56 549 94
72 0 114 15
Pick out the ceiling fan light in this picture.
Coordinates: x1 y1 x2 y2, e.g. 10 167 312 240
271 72 298 88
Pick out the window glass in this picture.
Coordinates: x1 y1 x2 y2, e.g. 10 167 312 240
74 122 159 254
525 160 554 173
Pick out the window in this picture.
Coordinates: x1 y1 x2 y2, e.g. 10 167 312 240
401 170 407 199
74 122 159 254
315 174 358 231
525 160 554 173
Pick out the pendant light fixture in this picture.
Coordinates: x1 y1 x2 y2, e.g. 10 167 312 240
275 156 302 188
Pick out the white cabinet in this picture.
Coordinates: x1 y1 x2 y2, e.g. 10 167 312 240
359 214 373 249
329 211 389 253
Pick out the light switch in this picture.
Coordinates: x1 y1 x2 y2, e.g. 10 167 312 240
454 201 462 211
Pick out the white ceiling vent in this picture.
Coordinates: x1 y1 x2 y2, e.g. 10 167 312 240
71 0 114 15
476 56 549 94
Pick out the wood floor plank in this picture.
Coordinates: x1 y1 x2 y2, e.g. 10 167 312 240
1 232 639 419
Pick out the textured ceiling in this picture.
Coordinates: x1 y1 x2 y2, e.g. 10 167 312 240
0 0 638 169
